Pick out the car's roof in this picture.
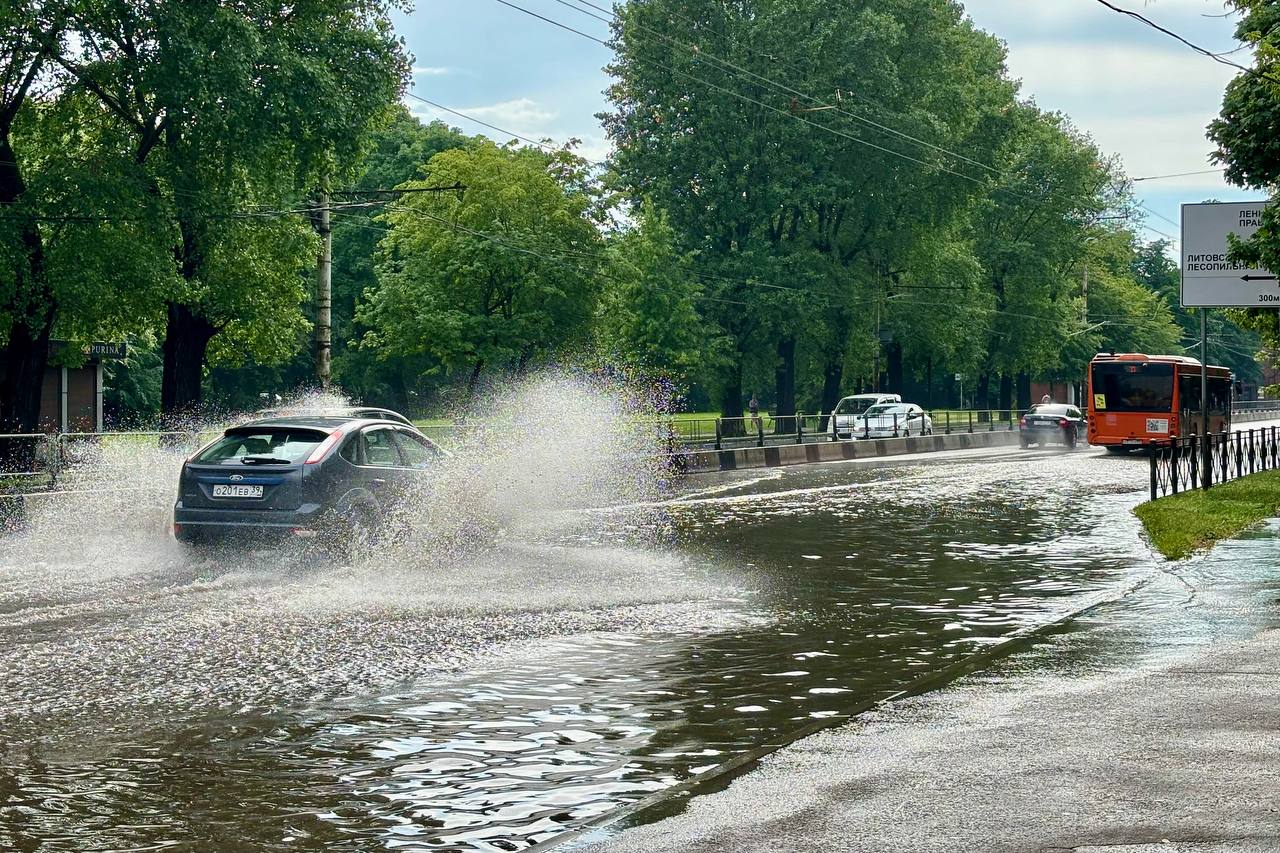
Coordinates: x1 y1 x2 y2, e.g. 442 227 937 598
231 415 415 431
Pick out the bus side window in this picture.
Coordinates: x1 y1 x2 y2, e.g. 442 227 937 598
1209 378 1232 416
1179 375 1201 412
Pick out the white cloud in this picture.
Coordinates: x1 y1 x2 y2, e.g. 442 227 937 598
411 66 451 76
461 97 559 128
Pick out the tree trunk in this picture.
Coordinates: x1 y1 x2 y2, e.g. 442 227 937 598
998 374 1013 412
0 134 54 467
1016 372 1032 411
719 359 745 437
818 356 844 432
160 302 217 421
976 372 991 412
465 359 485 412
773 335 796 435
886 341 903 396
925 356 934 410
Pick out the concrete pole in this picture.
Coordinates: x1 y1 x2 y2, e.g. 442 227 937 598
314 193 332 388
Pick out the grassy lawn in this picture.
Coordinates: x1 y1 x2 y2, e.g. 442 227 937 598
1133 468 1280 560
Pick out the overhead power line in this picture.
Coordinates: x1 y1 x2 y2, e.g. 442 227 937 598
1091 0 1255 75
1132 168 1225 182
405 93 605 164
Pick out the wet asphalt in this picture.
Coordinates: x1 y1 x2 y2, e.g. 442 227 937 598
3 427 1280 852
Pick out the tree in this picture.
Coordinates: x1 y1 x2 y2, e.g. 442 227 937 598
359 141 603 403
330 110 470 410
966 106 1126 408
0 1 65 440
54 0 410 418
601 0 1017 427
597 202 705 377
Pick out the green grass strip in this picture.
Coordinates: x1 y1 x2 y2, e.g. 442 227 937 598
1134 468 1280 560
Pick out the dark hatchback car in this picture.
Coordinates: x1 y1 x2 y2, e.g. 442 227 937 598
173 415 446 546
1019 403 1084 449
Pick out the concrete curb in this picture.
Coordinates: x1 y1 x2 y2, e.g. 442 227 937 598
673 429 1023 474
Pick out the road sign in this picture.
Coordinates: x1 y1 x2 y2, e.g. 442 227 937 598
1181 201 1277 307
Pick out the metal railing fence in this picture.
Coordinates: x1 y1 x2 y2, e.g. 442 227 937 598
1 430 222 494
1149 426 1280 501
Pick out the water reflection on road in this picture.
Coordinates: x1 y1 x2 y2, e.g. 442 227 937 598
3 445 1277 852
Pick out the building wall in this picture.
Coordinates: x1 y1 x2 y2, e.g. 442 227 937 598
36 363 101 432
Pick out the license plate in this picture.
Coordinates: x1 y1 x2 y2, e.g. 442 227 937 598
213 484 263 498
1122 439 1142 445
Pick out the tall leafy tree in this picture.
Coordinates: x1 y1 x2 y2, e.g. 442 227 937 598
602 0 1017 426
54 0 409 417
359 141 603 402
0 1 66 439
967 106 1125 408
330 111 470 410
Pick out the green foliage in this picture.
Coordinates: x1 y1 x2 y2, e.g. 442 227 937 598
49 0 411 410
330 110 471 405
359 141 602 395
103 340 163 427
597 203 705 376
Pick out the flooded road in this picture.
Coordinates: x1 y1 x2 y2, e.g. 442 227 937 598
2 440 1278 852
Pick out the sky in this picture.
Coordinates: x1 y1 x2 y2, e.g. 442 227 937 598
394 0 1264 246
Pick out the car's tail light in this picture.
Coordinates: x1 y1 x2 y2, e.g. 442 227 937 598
1018 417 1026 427
1059 418 1069 428
305 428 344 464
172 522 182 536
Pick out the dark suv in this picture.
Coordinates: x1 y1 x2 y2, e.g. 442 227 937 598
172 415 446 546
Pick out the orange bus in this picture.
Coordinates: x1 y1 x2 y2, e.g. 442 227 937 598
1086 352 1231 450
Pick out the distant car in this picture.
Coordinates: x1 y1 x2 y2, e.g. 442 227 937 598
1019 403 1084 449
254 405 414 427
856 403 932 438
172 414 447 548
831 393 902 439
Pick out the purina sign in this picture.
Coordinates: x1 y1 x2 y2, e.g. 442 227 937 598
1181 201 1276 307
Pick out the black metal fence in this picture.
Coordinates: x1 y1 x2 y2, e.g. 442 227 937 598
1149 426 1280 501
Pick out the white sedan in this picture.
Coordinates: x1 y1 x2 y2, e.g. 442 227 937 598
854 403 933 438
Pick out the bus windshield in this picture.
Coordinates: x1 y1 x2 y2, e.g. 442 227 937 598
1091 362 1175 413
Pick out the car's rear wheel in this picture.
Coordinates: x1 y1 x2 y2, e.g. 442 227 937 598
325 502 381 558
1064 428 1076 449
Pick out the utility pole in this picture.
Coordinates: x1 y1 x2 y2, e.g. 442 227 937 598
313 192 332 388
1080 263 1088 406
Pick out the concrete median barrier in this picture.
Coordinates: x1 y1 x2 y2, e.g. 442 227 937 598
673 429 1023 474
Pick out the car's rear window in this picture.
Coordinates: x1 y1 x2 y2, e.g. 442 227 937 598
193 429 326 464
866 404 908 415
1030 404 1073 416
